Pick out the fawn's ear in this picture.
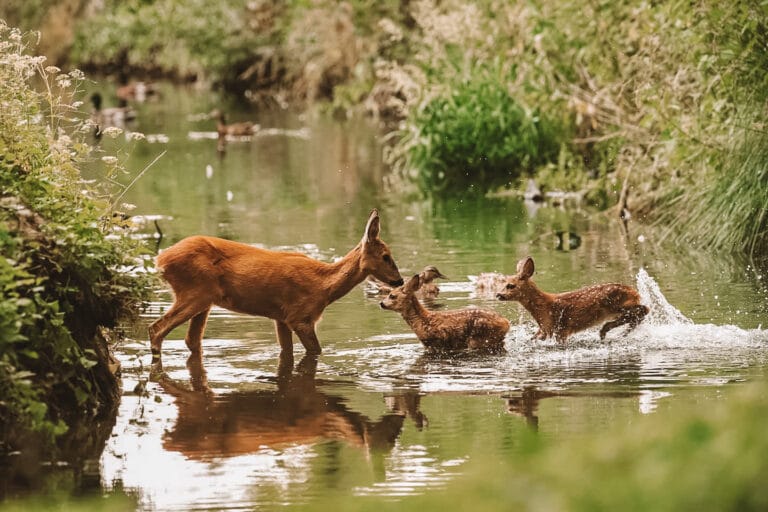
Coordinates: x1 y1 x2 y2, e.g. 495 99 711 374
362 209 381 244
404 274 421 293
517 257 535 279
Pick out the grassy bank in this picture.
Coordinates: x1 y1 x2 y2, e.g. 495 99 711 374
0 22 149 451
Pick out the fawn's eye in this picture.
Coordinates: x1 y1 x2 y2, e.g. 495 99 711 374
388 293 396 299
506 283 516 290
383 254 392 263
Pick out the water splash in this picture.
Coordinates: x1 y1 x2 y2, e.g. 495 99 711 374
636 268 692 326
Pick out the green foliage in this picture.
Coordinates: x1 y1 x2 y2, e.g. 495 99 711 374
659 128 768 259
303 380 768 512
0 21 150 447
392 64 563 194
71 0 268 84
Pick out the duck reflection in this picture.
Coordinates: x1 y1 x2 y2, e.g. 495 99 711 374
156 354 421 465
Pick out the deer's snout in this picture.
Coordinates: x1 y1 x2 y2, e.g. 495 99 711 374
389 278 404 287
496 293 506 300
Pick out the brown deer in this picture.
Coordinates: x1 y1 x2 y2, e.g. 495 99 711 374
495 256 648 342
150 209 403 361
367 265 448 299
380 273 510 352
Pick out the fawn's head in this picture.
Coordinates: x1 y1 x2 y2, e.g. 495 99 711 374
359 209 403 287
496 257 535 302
379 274 421 312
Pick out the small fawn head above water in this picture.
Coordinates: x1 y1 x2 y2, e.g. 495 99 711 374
496 256 648 343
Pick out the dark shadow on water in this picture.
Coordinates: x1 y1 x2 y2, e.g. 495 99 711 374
0 401 132 503
155 353 425 479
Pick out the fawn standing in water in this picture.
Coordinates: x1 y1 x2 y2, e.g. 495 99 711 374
381 273 510 352
496 257 648 343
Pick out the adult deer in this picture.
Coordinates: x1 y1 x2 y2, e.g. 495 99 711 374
150 209 403 361
496 256 648 343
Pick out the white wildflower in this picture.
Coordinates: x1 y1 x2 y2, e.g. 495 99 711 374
102 126 122 138
101 156 119 165
126 131 146 141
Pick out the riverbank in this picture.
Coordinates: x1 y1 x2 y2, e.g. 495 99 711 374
49 0 766 260
0 22 149 457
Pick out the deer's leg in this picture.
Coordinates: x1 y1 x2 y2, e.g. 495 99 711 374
623 305 649 333
149 296 211 362
185 306 211 357
599 318 623 339
601 305 648 339
293 322 322 355
275 320 294 353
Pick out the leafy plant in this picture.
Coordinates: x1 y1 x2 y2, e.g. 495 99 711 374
391 63 563 194
0 21 150 448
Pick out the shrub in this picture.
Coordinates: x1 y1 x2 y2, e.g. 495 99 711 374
391 64 563 194
0 22 150 447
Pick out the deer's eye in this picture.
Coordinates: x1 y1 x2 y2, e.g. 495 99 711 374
388 293 396 299
506 283 516 290
383 254 392 263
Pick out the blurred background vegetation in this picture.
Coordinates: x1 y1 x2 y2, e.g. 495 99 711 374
2 0 755 259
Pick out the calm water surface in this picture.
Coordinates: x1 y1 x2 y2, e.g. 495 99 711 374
52 84 768 509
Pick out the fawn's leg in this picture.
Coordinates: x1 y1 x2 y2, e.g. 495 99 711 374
623 305 650 333
599 318 623 339
275 320 294 353
600 305 649 339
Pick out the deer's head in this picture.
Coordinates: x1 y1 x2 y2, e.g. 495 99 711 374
379 274 421 312
496 257 535 302
360 209 403 287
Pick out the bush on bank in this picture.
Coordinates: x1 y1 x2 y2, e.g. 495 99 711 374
382 0 768 257
0 23 149 449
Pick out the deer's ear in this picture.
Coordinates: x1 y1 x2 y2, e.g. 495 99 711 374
404 274 421 293
362 209 380 244
518 257 535 279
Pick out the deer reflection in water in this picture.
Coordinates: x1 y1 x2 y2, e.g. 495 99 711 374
504 386 642 431
155 354 425 473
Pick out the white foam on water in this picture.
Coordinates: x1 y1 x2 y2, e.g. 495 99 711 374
636 267 692 327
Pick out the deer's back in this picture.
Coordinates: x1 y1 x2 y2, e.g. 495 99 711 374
418 308 509 350
555 283 640 310
156 236 331 319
